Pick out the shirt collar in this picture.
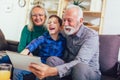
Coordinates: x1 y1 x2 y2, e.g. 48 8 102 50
43 32 64 41
73 24 84 38
33 25 45 32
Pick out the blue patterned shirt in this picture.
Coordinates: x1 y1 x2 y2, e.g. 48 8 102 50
26 32 66 63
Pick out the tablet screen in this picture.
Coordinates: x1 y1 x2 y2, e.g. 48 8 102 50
6 51 41 71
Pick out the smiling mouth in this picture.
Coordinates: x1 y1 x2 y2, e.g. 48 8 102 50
35 19 42 23
49 28 55 30
65 28 71 32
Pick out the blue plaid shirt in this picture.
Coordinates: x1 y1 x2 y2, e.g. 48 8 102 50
26 32 66 63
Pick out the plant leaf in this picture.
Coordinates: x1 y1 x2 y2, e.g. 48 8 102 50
73 0 86 9
79 5 86 9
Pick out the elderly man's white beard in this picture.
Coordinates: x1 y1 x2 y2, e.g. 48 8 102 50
64 26 77 35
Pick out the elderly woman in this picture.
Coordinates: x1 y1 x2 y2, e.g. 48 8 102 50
13 5 48 80
18 5 48 56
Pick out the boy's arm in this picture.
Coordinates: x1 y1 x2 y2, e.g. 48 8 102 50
26 36 44 53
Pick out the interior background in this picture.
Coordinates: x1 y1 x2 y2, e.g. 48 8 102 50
0 0 120 41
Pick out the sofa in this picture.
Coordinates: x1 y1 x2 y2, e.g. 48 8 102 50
99 35 120 80
0 29 120 80
0 29 19 79
0 29 18 52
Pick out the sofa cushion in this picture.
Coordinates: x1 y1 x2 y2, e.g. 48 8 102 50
99 35 120 77
0 29 8 50
101 75 116 80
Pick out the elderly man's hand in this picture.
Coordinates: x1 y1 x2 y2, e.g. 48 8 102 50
29 63 58 79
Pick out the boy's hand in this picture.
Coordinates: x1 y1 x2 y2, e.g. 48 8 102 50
20 49 30 55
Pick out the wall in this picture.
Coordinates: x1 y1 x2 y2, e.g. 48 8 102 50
0 0 120 41
0 0 27 41
102 0 120 34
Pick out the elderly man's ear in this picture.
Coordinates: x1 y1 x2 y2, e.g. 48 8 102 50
80 18 83 23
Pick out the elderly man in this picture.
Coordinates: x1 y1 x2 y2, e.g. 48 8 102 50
29 4 101 80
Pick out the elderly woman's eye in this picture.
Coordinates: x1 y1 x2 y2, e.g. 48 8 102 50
38 14 44 16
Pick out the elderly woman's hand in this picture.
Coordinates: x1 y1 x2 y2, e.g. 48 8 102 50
29 63 58 79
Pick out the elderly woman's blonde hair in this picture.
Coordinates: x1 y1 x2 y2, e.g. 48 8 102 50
28 5 48 31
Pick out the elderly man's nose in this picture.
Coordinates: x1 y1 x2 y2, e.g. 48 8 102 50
64 20 69 26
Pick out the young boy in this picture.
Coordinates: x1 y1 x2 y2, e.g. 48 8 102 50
13 15 66 80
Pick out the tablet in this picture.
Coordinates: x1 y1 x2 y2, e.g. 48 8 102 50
6 51 41 71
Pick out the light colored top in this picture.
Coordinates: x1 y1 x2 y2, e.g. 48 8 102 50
57 25 100 77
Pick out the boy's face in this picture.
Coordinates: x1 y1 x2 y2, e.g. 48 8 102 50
47 17 61 35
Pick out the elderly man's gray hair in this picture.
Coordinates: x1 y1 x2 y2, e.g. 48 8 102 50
66 4 83 20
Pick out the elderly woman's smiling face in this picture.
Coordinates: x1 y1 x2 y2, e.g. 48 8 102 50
31 7 46 26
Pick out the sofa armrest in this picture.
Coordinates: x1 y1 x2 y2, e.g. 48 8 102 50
117 61 120 75
6 40 19 52
99 35 120 77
